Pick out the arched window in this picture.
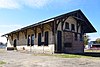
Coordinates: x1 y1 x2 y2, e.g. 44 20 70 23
44 31 49 46
31 34 34 46
65 22 69 29
71 24 75 31
38 33 41 46
27 35 30 46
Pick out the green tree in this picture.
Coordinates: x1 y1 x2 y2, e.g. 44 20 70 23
84 35 90 45
96 38 100 43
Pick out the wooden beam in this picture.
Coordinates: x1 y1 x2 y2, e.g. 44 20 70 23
11 34 13 41
53 20 57 52
76 21 78 33
37 24 44 36
54 20 57 33
56 19 61 30
41 25 44 36
45 23 52 31
16 32 19 40
61 16 69 30
23 29 27 39
50 22 55 35
54 15 69 32
32 27 37 38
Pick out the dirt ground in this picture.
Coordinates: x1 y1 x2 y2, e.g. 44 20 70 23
0 50 100 67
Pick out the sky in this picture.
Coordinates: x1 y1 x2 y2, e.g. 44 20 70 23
0 0 100 42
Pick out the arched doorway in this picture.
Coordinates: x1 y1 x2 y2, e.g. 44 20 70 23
57 31 62 52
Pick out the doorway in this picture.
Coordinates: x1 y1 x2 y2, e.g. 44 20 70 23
14 39 17 47
57 31 62 52
38 33 41 46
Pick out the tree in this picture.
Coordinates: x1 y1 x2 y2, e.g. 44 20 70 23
96 38 100 43
84 35 90 45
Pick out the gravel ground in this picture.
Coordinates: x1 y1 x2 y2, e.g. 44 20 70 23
0 50 100 67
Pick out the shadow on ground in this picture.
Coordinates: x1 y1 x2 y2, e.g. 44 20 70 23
75 52 100 57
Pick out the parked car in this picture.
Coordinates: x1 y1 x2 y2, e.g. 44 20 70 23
0 42 6 49
88 41 100 49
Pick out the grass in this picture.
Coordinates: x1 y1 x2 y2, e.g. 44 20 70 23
85 49 100 52
54 54 90 58
33 53 91 58
33 53 100 59
0 61 6 65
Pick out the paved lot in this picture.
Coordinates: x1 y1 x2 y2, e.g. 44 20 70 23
0 50 100 67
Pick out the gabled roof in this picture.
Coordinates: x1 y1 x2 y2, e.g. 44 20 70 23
2 9 97 36
76 10 97 33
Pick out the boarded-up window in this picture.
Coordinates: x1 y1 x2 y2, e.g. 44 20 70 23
27 35 30 46
44 31 49 46
64 42 72 47
71 24 75 31
31 34 34 46
65 22 69 29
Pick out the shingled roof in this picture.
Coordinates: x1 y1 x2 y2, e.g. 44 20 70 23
2 9 97 36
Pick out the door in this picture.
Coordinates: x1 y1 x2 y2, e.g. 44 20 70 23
57 31 62 52
14 39 17 47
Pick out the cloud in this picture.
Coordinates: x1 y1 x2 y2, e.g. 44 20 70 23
0 0 20 9
22 0 51 8
0 0 52 9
